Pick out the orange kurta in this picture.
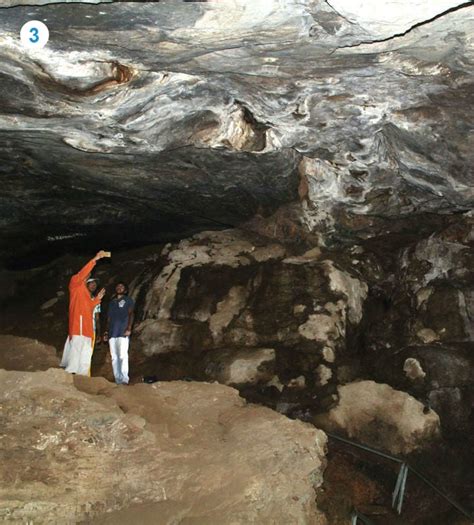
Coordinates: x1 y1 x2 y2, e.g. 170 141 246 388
68 258 101 338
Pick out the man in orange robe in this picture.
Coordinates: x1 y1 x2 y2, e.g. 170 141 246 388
61 250 109 375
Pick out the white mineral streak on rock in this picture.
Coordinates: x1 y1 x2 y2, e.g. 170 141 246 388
417 327 439 343
0 368 327 524
316 380 440 455
299 157 344 232
327 0 465 39
322 346 335 363
200 105 261 152
413 238 467 286
299 313 339 342
315 364 332 386
225 348 276 385
323 260 368 324
403 358 426 381
191 0 313 39
35 52 121 89
209 285 249 342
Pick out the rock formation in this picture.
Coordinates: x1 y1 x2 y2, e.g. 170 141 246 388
0 368 327 524
133 230 367 406
314 380 441 455
0 0 473 521
0 0 472 263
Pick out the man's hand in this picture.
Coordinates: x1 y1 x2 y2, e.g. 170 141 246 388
98 288 106 300
103 332 109 343
124 329 132 337
94 250 111 261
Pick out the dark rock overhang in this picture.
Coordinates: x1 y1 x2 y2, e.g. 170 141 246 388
0 0 473 265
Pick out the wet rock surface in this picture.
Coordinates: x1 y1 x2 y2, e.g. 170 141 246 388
0 368 327 524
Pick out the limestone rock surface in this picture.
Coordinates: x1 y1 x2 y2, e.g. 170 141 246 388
202 347 276 387
130 229 367 414
314 380 441 455
361 216 474 435
0 368 327 524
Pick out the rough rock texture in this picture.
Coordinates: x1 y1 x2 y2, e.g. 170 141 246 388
0 368 327 524
202 347 276 387
130 229 367 416
0 334 58 371
0 1 473 520
315 380 441 455
361 216 474 436
0 1 473 263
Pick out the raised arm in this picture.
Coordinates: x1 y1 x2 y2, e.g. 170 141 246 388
92 288 106 306
69 258 96 289
69 251 110 289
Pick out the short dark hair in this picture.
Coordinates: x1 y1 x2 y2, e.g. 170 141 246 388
115 281 128 293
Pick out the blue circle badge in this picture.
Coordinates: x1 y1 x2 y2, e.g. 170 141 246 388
20 20 49 49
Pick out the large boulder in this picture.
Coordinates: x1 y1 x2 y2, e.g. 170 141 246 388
314 380 441 455
0 368 327 524
133 229 368 411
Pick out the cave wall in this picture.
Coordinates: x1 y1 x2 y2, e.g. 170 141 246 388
130 229 368 414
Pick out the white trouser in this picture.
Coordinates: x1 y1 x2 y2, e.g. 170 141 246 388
62 335 93 376
109 337 130 384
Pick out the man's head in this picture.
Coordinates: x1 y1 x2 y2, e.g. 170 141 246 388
115 281 128 296
86 278 98 293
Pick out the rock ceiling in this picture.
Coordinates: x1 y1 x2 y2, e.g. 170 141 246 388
0 0 473 263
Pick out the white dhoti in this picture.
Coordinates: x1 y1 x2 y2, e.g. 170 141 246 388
108 337 129 384
61 335 93 376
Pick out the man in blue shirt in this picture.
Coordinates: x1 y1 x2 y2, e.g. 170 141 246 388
103 281 135 385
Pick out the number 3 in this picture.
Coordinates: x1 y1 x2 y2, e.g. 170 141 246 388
29 27 39 43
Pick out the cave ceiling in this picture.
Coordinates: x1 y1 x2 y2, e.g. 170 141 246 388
0 0 473 263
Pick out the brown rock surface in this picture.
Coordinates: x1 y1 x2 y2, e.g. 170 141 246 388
314 380 440 455
0 335 59 371
0 368 327 524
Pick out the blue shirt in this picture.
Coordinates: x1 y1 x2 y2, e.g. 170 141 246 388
108 296 134 338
